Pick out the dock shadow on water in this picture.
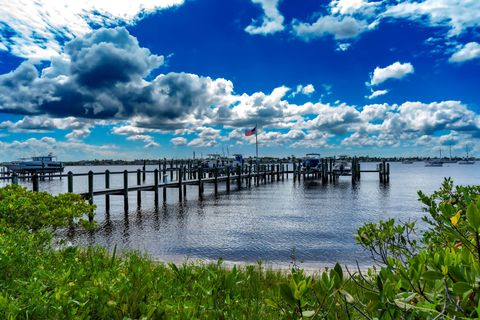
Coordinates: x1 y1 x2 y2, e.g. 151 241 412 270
43 162 480 268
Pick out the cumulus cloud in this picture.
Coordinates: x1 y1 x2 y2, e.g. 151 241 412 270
291 84 315 97
369 61 414 86
366 89 388 100
0 0 185 59
245 0 285 35
292 15 370 41
0 116 87 132
449 42 480 63
126 134 160 148
330 0 380 15
383 0 480 37
0 27 238 131
0 137 123 161
65 127 92 141
171 137 188 146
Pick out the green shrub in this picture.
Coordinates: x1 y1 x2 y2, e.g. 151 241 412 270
0 184 95 230
1 179 480 319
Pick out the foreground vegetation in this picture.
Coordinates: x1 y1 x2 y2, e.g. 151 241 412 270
1 180 480 319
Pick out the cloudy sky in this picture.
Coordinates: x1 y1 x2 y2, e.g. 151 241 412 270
0 0 479 160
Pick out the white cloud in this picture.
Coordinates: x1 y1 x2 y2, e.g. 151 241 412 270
245 0 284 35
292 15 370 41
449 42 480 63
126 134 160 148
0 137 124 161
330 0 380 15
369 61 414 86
291 84 315 97
65 127 92 141
366 89 388 100
0 0 185 59
383 0 480 37
171 137 188 146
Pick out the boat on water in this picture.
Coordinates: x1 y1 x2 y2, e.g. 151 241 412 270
333 160 352 175
201 154 222 169
4 154 64 174
425 160 443 167
228 154 245 168
302 153 321 170
402 160 414 164
458 145 475 165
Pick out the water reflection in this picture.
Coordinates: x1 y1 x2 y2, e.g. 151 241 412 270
11 162 480 267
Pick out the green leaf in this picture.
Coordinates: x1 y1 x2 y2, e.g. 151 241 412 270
334 263 343 282
452 282 472 295
422 270 443 281
466 203 480 230
302 310 315 317
340 289 355 304
264 298 277 308
279 283 295 304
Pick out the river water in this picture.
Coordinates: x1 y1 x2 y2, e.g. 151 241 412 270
3 162 479 268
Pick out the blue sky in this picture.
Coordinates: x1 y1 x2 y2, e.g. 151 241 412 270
0 0 479 160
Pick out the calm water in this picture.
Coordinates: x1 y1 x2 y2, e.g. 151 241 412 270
3 162 480 268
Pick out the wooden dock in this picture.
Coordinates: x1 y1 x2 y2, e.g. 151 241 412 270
0 158 390 218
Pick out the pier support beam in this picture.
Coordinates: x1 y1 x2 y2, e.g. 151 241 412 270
123 170 129 212
105 170 110 213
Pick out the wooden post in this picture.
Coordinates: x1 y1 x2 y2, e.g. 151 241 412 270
248 164 252 187
32 173 39 192
162 171 167 203
236 165 241 189
293 161 297 182
137 169 141 208
11 173 18 185
154 169 159 207
123 170 129 212
142 160 146 181
88 171 94 205
379 163 383 182
386 163 390 182
214 166 218 195
105 170 110 213
226 166 230 192
88 171 94 222
170 159 173 181
178 167 183 202
183 167 187 199
68 171 73 192
198 166 203 198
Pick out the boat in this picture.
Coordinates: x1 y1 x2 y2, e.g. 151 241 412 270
402 160 414 164
228 154 245 168
302 153 321 170
5 154 64 174
201 154 222 169
425 160 443 167
333 160 352 175
458 145 475 165
441 144 457 163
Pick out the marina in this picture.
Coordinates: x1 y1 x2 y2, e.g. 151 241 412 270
1 157 390 216
1 161 477 267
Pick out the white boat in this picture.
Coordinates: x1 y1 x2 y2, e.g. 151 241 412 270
458 145 475 165
425 160 443 167
228 154 244 168
5 154 64 174
302 153 321 170
201 154 222 169
333 160 352 174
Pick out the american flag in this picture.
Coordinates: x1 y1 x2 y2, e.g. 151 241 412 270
245 126 256 136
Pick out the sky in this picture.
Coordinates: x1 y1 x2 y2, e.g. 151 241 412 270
0 0 479 161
